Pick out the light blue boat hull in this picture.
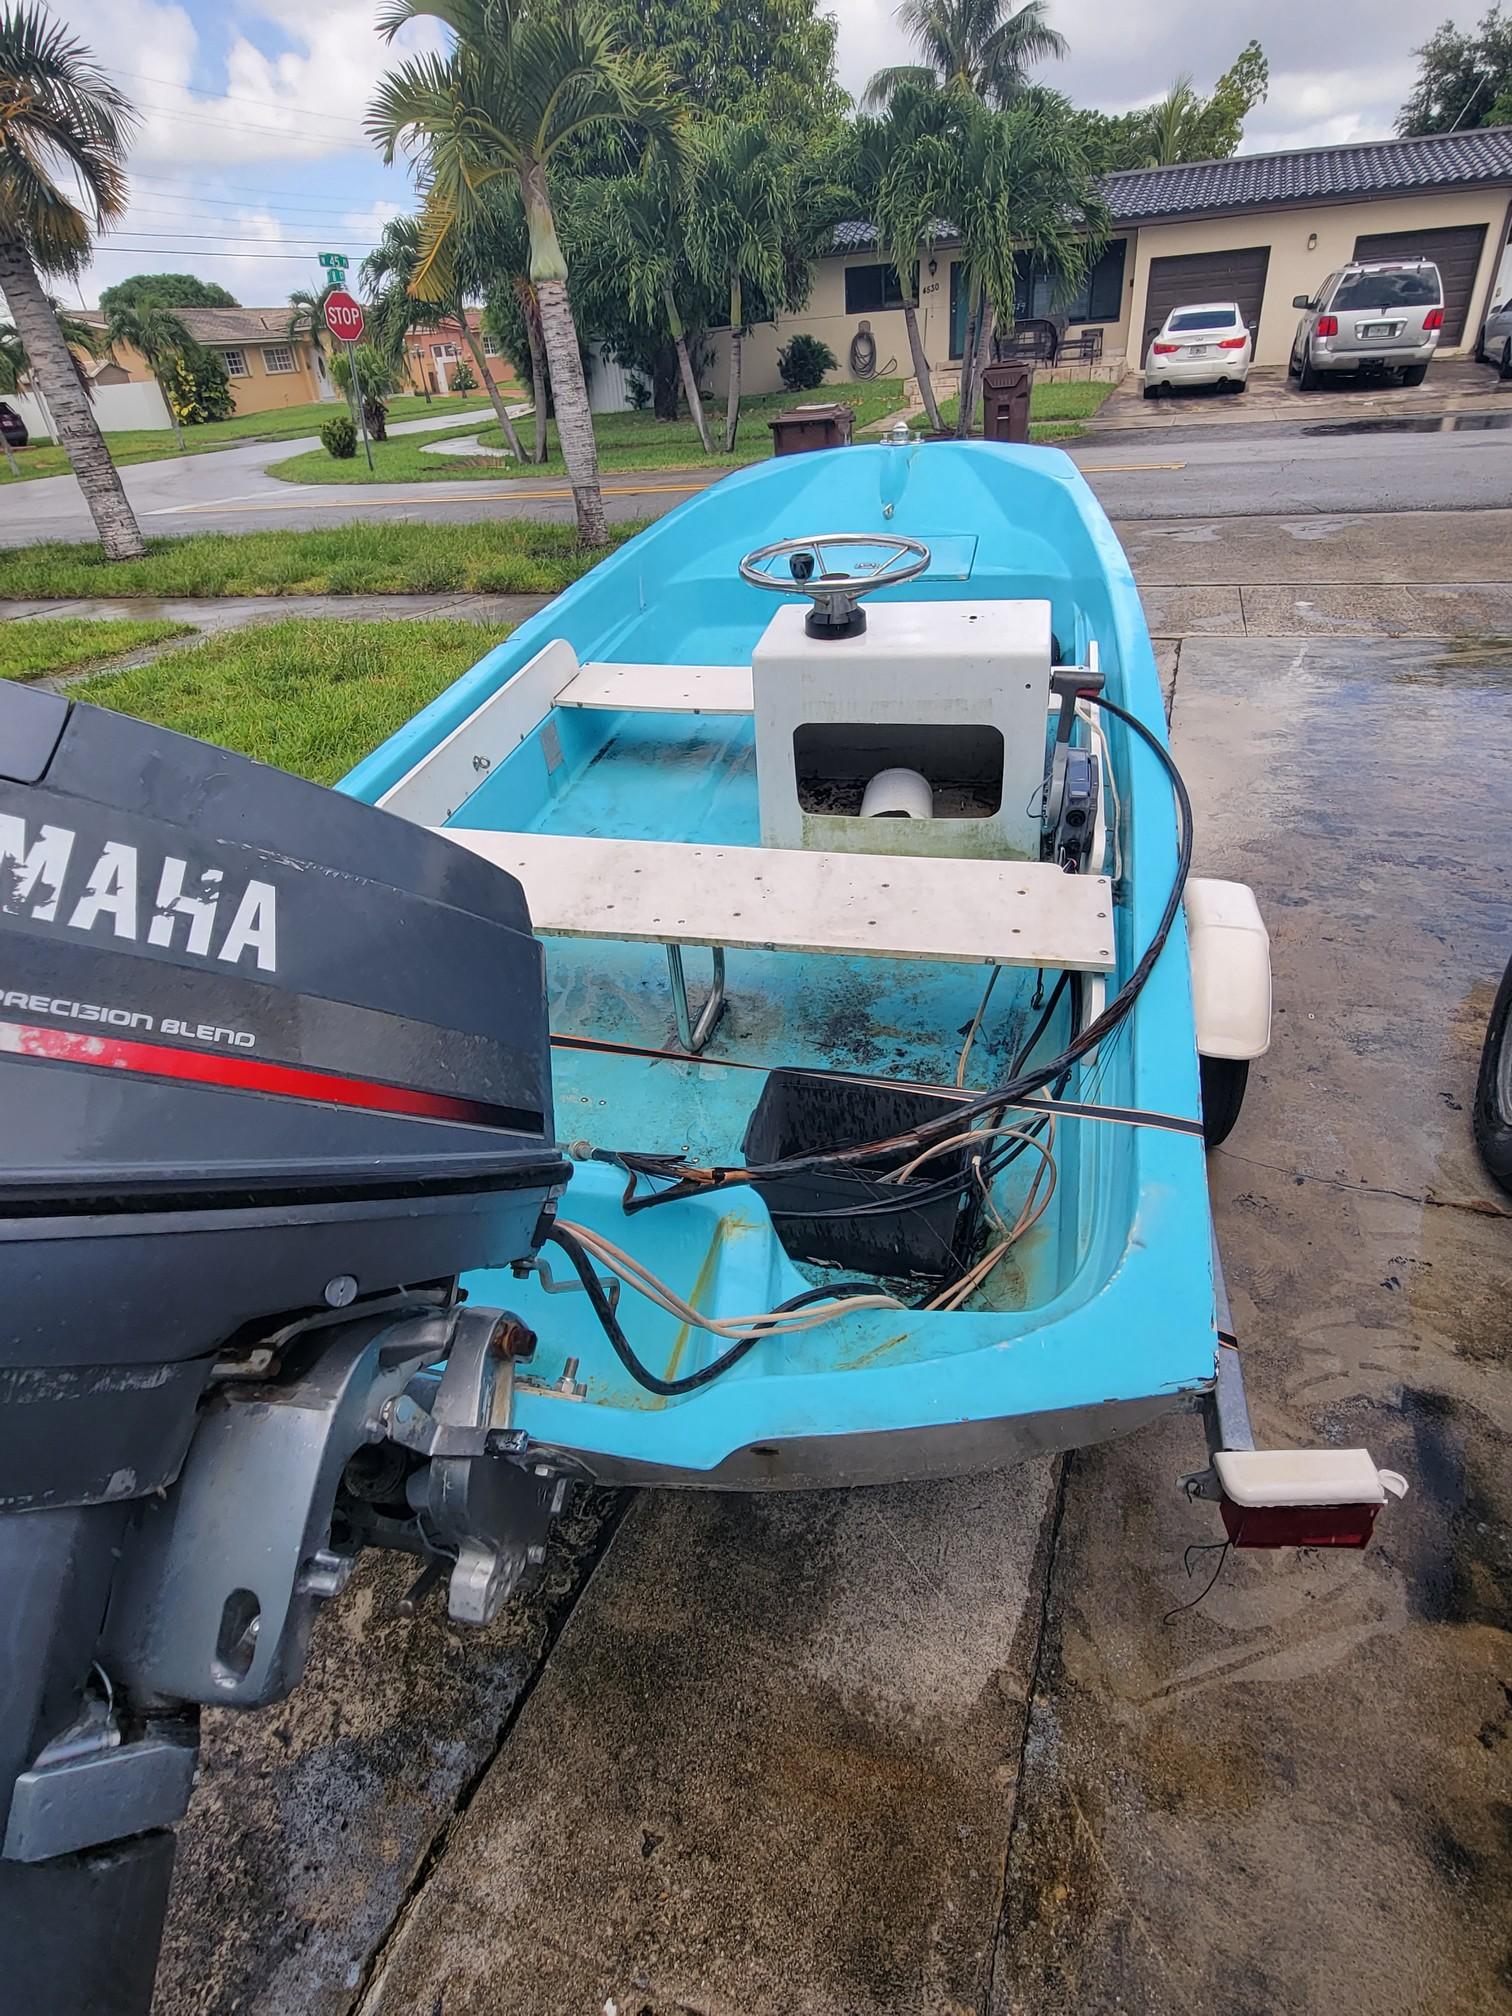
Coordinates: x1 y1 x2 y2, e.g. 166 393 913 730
344 441 1218 1487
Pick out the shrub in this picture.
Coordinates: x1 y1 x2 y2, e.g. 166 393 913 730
777 334 836 392
320 415 357 459
450 359 478 392
167 345 234 425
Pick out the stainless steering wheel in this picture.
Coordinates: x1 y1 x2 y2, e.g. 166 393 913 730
739 532 931 638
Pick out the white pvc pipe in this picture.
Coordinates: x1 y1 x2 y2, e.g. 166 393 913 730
860 767 934 819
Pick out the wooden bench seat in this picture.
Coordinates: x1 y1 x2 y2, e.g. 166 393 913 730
433 830 1116 973
556 662 753 715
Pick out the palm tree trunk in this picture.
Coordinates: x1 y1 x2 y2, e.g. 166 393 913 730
457 303 526 461
535 274 605 541
902 298 943 431
522 166 605 542
2 436 18 479
665 287 712 453
723 276 744 454
956 291 979 437
160 373 186 451
516 280 549 464
0 237 144 559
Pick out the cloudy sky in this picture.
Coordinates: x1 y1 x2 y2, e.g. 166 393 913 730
30 0 1436 310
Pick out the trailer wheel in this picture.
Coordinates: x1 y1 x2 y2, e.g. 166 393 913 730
1473 954 1512 1194
1200 1055 1249 1148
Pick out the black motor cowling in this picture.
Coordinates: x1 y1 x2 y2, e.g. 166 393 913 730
0 680 564 1506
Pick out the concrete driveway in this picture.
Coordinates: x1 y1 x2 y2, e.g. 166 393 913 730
1089 353 1510 432
145 506 1512 2016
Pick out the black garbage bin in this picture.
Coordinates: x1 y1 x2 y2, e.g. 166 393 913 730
980 363 1033 444
767 402 855 455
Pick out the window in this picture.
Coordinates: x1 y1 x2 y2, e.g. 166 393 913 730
1055 239 1128 325
261 344 295 374
221 346 249 376
845 262 906 314
1332 266 1440 311
482 334 500 356
432 342 460 359
1168 307 1239 332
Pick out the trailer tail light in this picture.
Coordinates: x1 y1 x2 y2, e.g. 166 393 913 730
1217 336 1247 349
1212 1449 1407 1549
1151 341 1178 354
1424 307 1444 330
1315 315 1338 336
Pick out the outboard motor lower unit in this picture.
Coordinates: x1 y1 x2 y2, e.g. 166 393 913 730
0 683 567 2014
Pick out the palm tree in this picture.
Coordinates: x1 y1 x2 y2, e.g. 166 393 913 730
863 0 1066 110
686 120 804 453
1139 77 1203 167
288 279 346 402
576 164 714 453
370 0 680 543
103 300 193 451
922 91 1105 433
362 217 438 403
851 84 955 432
0 2 144 557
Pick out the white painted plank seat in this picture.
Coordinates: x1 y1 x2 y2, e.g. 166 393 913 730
433 829 1116 1052
556 662 753 716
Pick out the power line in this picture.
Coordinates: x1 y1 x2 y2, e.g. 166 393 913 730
103 63 370 134
92 244 380 261
102 228 382 247
130 95 375 146
129 166 410 210
126 184 391 224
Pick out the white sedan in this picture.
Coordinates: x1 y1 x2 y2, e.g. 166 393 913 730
1143 301 1253 397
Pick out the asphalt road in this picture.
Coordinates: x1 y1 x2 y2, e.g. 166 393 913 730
3 405 1512 547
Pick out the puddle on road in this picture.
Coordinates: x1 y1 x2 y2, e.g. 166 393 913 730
1301 409 1512 438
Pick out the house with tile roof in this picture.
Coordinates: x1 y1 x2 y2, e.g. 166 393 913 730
77 305 338 417
708 126 1512 395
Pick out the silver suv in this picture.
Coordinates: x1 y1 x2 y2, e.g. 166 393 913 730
1288 259 1444 388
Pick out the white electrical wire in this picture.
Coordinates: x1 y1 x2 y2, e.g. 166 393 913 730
557 1219 905 1337
955 967 1001 1087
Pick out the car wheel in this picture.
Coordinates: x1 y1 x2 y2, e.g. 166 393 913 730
1298 346 1319 390
1222 377 1245 395
1473 954 1512 1194
1475 329 1487 364
1200 1055 1249 1149
1501 340 1512 382
1400 363 1428 386
1143 383 1160 400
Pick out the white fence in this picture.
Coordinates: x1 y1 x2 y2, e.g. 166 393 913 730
586 347 637 414
7 377 172 440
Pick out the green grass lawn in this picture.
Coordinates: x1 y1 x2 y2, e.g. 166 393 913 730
78 618 501 784
0 520 633 600
0 392 498 483
937 376 1114 439
267 380 912 484
0 615 193 680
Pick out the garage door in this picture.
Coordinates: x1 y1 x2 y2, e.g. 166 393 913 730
1143 246 1271 350
1352 224 1487 344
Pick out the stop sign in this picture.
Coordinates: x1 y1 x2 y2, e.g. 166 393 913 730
323 289 364 343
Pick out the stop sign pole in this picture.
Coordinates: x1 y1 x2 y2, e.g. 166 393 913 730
323 288 373 470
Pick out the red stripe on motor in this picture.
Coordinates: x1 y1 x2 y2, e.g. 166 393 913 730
1 1018 508 1128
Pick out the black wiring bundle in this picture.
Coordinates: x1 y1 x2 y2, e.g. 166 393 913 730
542 1222 883 1397
605 691 1193 1207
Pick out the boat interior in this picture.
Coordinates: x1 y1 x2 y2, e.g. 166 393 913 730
346 444 1215 1469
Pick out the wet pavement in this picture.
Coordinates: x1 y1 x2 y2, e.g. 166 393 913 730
143 537 1512 2016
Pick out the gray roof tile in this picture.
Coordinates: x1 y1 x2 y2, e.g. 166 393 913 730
832 124 1512 250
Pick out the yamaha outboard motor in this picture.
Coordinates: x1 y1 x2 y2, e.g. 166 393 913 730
0 684 569 2014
